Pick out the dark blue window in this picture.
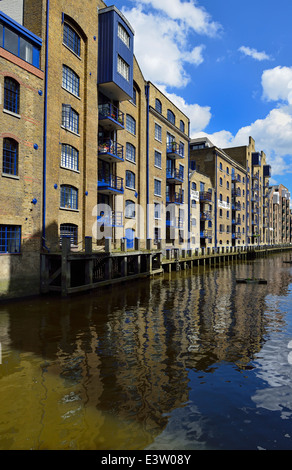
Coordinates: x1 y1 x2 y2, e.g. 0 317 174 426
167 109 175 125
62 65 80 96
3 138 18 175
63 23 80 56
126 114 136 134
155 99 162 113
60 223 78 246
60 185 78 209
0 21 40 68
125 170 135 189
4 77 19 114
0 225 21 253
62 104 79 134
180 120 185 133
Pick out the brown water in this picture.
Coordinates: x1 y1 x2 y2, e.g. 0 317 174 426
1 252 292 450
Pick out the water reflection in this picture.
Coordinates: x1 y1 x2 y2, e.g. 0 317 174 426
0 253 292 449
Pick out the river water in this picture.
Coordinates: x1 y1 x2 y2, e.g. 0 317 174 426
1 252 292 450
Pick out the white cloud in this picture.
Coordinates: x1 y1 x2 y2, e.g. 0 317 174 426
239 46 272 61
262 66 292 102
158 86 212 133
134 0 221 37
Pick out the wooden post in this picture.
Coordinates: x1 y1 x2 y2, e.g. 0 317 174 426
61 236 71 296
85 237 93 286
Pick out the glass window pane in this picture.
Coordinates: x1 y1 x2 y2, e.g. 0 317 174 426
20 37 33 63
5 27 18 55
0 24 3 47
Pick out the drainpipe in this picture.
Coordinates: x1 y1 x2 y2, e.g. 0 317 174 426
42 0 50 251
187 123 190 249
215 152 217 250
145 83 150 240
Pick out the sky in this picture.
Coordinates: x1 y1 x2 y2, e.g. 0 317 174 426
112 0 292 196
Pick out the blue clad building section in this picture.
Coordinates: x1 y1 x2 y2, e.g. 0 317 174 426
98 6 134 101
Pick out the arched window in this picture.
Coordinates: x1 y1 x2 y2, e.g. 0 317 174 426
61 144 79 171
60 223 78 246
4 77 19 114
62 65 80 96
63 23 81 56
125 170 135 189
60 185 78 209
155 99 162 113
62 104 79 134
180 120 185 132
126 142 136 163
125 200 135 218
3 138 18 175
126 114 136 134
167 109 175 125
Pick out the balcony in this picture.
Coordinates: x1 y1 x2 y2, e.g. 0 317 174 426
232 232 242 239
98 140 124 163
98 170 124 194
232 218 241 225
252 173 259 180
97 211 123 227
252 152 261 167
166 192 184 204
166 217 184 228
200 191 212 202
200 230 212 240
166 142 184 159
98 103 124 131
232 188 241 197
166 168 184 184
200 211 212 221
232 203 241 211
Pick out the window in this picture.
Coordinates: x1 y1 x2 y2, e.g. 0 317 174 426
219 177 223 186
131 87 136 105
126 170 135 189
200 182 205 192
154 202 161 219
63 23 80 56
118 23 130 48
62 65 80 97
126 114 136 134
154 150 161 168
227 181 229 190
179 164 184 179
3 138 18 175
4 77 19 114
125 200 135 218
154 179 161 196
60 223 78 246
0 23 40 67
167 109 175 125
62 104 79 134
60 185 78 209
117 55 129 81
155 123 162 141
219 162 223 170
192 182 197 190
61 144 79 171
0 224 21 253
180 120 185 133
155 99 162 113
126 142 136 163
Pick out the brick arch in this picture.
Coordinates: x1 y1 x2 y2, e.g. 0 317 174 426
0 133 21 143
2 73 21 86
63 13 87 42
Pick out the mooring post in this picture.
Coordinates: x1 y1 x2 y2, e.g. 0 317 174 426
85 236 93 285
61 236 71 296
40 254 49 293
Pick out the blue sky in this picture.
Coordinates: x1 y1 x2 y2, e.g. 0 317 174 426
113 0 292 196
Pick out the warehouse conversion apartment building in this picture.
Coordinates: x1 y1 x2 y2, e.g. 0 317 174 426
0 0 291 298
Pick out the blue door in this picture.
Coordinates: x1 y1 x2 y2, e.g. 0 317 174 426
125 228 134 249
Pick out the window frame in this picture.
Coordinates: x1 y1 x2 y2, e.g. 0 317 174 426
125 170 135 189
63 23 81 57
126 114 136 135
4 77 20 114
62 104 79 134
60 184 78 210
154 178 162 197
3 137 18 176
60 223 78 246
61 144 79 171
0 224 21 253
62 65 80 97
126 142 136 163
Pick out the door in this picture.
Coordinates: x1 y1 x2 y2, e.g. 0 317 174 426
125 228 134 249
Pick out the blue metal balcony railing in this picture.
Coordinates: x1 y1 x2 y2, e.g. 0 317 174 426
200 230 212 240
166 142 184 159
232 203 241 211
200 191 212 202
166 168 184 182
232 188 241 197
98 103 124 129
98 140 124 162
98 170 124 193
166 192 184 204
200 211 212 221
